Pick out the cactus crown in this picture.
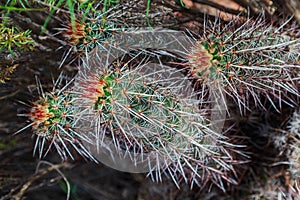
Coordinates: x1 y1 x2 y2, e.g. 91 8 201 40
29 90 74 138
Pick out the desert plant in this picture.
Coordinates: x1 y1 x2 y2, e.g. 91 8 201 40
287 109 300 178
60 9 125 54
183 16 300 114
48 0 128 69
32 0 120 32
15 76 95 161
261 108 300 199
70 52 244 190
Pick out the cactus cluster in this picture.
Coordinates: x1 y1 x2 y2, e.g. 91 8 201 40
15 12 299 192
15 50 243 190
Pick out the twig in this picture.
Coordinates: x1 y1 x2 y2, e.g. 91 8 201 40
1 162 72 200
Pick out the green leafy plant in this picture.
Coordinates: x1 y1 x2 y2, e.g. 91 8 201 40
0 0 44 26
59 180 80 200
0 23 34 53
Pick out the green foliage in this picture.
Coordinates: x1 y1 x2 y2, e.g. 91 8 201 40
146 0 152 27
0 1 44 26
175 0 188 8
59 180 80 200
0 23 34 83
0 24 34 53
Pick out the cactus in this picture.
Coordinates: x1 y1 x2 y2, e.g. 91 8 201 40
71 53 244 190
263 108 300 199
185 17 300 114
287 109 300 179
59 3 125 54
61 15 122 54
15 78 95 161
